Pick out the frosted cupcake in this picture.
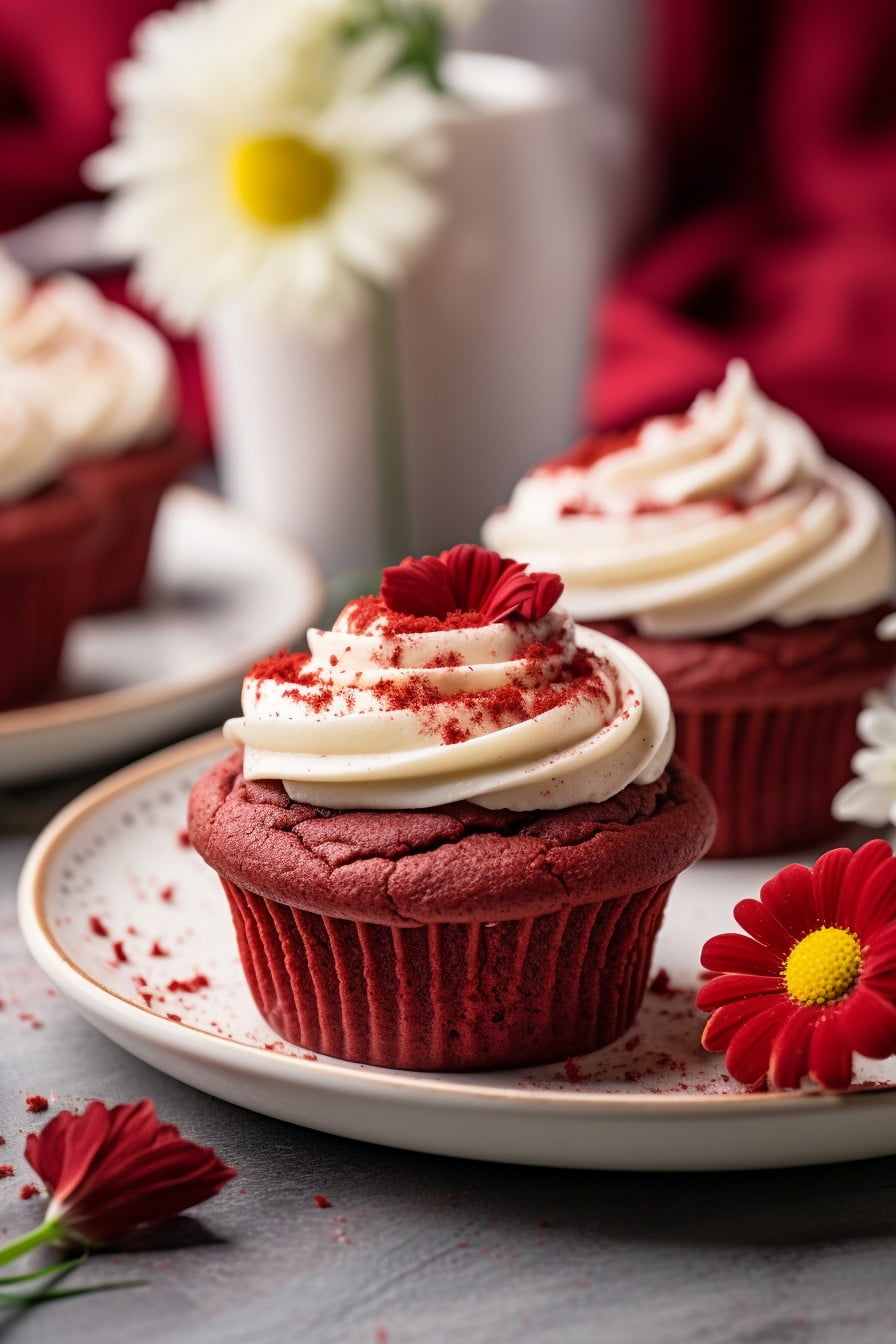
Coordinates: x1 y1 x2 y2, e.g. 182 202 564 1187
483 361 896 856
0 258 191 612
188 545 715 1071
0 379 95 707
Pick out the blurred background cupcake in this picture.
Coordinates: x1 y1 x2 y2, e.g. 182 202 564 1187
484 360 896 857
0 360 94 708
0 254 192 613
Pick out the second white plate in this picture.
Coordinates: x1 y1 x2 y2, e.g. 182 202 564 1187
18 733 896 1171
0 485 322 786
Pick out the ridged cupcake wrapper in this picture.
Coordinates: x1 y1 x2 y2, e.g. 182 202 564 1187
66 437 193 613
0 564 83 708
72 473 171 614
675 695 869 858
222 877 674 1072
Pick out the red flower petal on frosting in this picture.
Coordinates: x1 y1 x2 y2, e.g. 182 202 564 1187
380 553 457 619
442 544 506 613
24 1099 235 1245
380 544 563 624
697 840 896 1092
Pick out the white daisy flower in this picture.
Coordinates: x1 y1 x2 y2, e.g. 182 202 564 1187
85 0 445 336
832 692 896 827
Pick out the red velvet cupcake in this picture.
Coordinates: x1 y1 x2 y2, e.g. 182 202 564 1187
483 361 896 857
0 263 191 612
0 387 95 708
188 546 715 1071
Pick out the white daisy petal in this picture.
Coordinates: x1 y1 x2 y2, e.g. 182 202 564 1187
85 0 447 335
857 705 896 749
876 611 896 639
850 749 896 785
832 777 896 826
332 32 404 100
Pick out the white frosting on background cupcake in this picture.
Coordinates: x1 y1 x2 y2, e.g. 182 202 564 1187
0 268 175 459
0 384 64 503
483 361 896 638
225 600 674 812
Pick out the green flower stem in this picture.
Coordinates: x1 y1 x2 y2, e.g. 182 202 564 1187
369 283 410 568
0 1219 65 1270
0 1253 87 1286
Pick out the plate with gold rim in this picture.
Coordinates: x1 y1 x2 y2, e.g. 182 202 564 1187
0 484 323 787
17 731 896 1171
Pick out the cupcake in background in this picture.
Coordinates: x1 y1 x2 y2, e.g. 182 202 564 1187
0 253 193 612
0 376 95 707
483 361 896 857
188 545 715 1072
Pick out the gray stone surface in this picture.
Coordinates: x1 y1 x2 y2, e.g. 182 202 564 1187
2 774 896 1344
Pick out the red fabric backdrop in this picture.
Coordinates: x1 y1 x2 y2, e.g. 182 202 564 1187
586 0 896 506
2 0 896 495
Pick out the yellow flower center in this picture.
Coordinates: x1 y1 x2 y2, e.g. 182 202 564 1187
784 927 863 1005
229 134 339 228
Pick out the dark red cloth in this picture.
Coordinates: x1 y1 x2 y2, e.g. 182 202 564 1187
587 0 896 507
0 0 209 446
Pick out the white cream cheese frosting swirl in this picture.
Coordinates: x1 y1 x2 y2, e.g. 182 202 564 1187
0 268 175 459
224 602 674 811
0 383 64 503
483 360 896 638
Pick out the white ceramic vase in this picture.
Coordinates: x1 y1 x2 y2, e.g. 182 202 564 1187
203 52 616 577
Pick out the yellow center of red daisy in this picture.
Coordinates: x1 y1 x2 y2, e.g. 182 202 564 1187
784 927 862 1005
229 134 340 228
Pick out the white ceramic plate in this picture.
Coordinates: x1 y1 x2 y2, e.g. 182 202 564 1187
18 733 896 1171
0 485 322 786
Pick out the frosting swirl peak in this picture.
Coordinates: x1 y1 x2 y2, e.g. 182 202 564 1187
483 361 896 637
225 583 673 811
0 265 176 459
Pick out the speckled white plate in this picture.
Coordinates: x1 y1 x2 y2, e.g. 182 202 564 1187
0 485 322 786
18 733 896 1171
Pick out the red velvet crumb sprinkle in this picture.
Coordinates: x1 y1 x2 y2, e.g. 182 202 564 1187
313 1194 332 1208
25 1095 48 1114
167 975 210 993
19 1184 40 1200
247 649 311 683
88 915 109 937
112 940 128 965
0 1165 13 1178
564 1059 586 1084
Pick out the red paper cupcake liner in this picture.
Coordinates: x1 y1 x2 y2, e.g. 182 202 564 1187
65 434 194 613
0 566 81 708
675 694 869 858
222 876 673 1071
0 485 95 708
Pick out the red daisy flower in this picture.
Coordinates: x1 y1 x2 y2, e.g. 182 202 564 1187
381 543 563 624
23 1099 236 1246
697 840 896 1091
